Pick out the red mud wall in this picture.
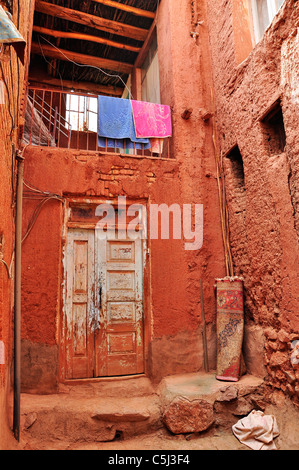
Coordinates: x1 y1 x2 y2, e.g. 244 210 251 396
206 0 299 404
21 0 226 392
0 0 33 449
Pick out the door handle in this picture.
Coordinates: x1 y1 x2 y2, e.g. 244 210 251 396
99 285 102 310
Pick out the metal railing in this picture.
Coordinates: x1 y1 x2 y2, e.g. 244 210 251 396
24 87 172 159
24 88 72 148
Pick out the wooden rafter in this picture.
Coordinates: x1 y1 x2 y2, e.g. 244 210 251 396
34 0 149 42
31 41 133 74
91 0 156 19
33 26 141 53
29 74 123 96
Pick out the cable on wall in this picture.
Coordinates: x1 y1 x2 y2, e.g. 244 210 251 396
22 179 65 243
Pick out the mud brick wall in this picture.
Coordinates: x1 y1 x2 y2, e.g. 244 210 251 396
20 145 223 390
0 0 33 449
20 0 227 392
206 0 299 405
19 0 299 401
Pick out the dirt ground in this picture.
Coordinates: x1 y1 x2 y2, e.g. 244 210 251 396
17 401 299 451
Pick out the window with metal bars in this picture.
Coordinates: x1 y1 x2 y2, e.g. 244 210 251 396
65 94 98 132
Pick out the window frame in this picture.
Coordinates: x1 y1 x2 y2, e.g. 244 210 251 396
65 93 98 133
140 30 161 104
250 0 285 43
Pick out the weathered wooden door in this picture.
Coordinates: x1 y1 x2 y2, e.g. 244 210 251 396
64 228 144 379
95 229 144 376
65 229 95 379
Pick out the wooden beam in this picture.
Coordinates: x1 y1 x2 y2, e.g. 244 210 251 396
92 0 156 19
31 41 133 74
29 75 123 96
33 26 141 53
34 0 148 42
131 67 142 101
134 18 157 68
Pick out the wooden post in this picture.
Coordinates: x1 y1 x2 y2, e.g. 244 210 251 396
200 279 209 372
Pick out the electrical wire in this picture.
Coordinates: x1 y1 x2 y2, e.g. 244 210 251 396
37 34 134 99
37 35 66 93
24 178 50 194
22 194 64 243
22 176 65 243
0 258 11 278
36 0 161 100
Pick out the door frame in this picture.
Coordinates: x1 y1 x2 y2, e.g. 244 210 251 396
59 196 150 383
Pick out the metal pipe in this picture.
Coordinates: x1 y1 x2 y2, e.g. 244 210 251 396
13 153 24 442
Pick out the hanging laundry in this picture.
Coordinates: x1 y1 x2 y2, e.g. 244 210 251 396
98 95 150 150
151 138 164 154
131 100 172 139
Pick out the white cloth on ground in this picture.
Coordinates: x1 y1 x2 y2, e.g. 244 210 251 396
232 410 280 450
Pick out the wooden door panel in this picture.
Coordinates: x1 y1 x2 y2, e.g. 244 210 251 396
73 303 88 356
65 230 95 379
108 270 135 291
107 331 139 376
108 302 135 323
95 232 144 377
108 333 136 355
107 241 135 263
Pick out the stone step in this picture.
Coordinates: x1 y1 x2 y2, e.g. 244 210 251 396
20 373 265 447
57 376 156 398
20 376 162 444
21 392 162 444
157 372 265 434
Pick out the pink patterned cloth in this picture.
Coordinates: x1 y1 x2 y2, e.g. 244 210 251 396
131 100 172 138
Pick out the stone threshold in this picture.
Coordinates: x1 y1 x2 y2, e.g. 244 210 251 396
20 372 265 445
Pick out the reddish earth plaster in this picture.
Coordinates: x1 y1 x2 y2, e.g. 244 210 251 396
0 0 33 447
13 375 299 450
19 0 299 405
21 0 227 391
206 0 299 404
21 144 224 390
0 55 18 443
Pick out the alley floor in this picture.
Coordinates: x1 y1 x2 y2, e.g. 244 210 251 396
19 419 299 450
6 372 299 451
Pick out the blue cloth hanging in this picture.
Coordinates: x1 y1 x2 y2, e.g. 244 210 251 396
97 95 150 150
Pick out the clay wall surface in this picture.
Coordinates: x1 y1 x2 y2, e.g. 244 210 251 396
206 0 299 404
20 0 226 392
0 52 15 450
0 0 33 449
21 143 223 390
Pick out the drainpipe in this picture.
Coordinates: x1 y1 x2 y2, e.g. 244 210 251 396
13 152 24 442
